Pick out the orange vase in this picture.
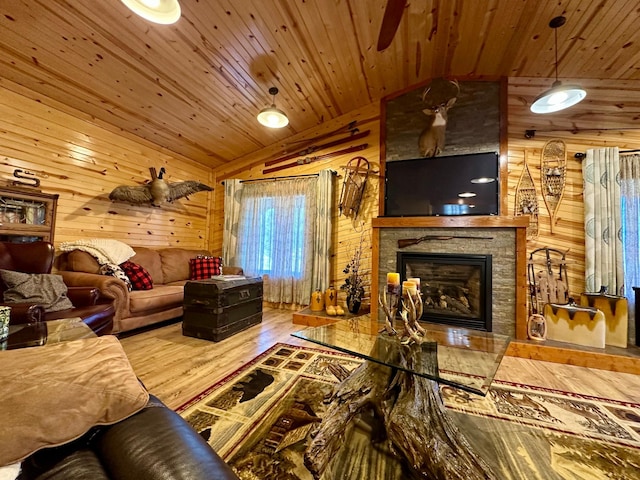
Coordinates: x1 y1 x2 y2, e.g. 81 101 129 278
324 286 338 307
310 289 325 311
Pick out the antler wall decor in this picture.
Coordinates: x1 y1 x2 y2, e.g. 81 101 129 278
109 167 212 207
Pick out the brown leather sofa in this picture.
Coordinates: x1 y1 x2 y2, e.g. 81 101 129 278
0 241 114 335
56 247 242 334
19 394 240 480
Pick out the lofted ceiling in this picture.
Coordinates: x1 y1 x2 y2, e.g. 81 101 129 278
1 0 639 169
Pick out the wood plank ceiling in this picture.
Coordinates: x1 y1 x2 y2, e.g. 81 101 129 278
0 0 639 169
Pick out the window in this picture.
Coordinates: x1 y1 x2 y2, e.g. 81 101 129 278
236 178 315 288
239 194 307 277
225 172 332 306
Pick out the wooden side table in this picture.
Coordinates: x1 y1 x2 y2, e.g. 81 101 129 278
3 317 96 350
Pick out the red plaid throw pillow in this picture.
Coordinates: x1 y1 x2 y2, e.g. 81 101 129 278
189 256 222 280
120 261 153 290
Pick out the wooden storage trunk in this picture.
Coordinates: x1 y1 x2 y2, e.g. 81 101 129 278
182 277 263 342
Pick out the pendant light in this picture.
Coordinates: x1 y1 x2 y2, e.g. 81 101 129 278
120 0 181 25
530 16 586 114
257 87 289 128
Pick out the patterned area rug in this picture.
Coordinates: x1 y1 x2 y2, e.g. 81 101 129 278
177 343 640 479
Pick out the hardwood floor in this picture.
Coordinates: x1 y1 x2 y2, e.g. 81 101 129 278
119 307 640 410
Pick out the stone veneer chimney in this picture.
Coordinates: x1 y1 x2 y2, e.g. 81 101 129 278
372 216 529 339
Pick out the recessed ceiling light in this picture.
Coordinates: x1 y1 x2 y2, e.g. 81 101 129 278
470 177 496 184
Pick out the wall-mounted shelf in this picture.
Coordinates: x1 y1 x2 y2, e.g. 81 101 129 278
0 186 58 243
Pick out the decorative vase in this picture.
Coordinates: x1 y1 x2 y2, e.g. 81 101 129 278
324 285 338 307
346 295 361 314
310 289 324 312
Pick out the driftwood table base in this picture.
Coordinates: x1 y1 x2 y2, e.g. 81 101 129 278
304 336 495 480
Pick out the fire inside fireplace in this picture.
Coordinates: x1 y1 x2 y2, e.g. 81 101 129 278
397 252 492 331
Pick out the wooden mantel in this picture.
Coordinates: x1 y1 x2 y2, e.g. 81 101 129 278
372 216 530 229
371 215 529 340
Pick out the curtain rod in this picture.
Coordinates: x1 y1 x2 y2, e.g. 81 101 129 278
241 173 318 183
574 149 640 159
525 128 640 139
221 171 340 185
238 171 339 184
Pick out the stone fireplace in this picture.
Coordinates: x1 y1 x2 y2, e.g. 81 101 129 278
397 251 492 331
372 216 528 339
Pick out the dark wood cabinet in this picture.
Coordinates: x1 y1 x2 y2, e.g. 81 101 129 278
0 186 58 243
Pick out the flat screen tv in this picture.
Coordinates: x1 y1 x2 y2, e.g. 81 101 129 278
384 152 500 217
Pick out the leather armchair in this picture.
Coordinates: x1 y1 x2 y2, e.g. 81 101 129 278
19 394 240 480
0 241 114 335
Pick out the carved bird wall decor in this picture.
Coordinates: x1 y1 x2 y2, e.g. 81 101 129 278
109 167 212 206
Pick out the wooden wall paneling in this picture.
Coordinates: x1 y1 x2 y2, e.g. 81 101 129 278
0 82 214 189
508 78 640 327
0 85 213 251
507 145 586 300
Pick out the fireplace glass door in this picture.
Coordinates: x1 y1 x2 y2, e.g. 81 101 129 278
397 252 492 331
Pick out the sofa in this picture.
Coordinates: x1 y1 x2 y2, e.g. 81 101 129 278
56 247 242 334
19 394 239 480
1 334 239 480
0 241 115 335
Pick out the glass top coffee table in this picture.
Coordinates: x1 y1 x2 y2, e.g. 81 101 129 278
292 314 510 396
3 318 96 350
292 314 511 479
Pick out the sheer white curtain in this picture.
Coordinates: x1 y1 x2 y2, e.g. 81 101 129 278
582 147 624 294
621 154 640 306
236 176 316 305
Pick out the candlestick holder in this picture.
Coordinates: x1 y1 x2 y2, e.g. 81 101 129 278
399 289 426 345
378 285 400 335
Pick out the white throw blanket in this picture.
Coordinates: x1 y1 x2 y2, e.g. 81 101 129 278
59 239 136 265
0 463 20 480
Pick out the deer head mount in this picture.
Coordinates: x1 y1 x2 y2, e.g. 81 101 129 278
418 78 460 157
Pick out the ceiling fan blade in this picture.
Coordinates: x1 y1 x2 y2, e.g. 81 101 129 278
377 0 407 52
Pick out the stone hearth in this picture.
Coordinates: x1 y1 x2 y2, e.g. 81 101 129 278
372 216 528 339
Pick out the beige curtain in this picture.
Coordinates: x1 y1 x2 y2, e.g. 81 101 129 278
311 169 334 294
224 172 334 305
222 179 243 268
242 177 314 304
582 147 624 294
